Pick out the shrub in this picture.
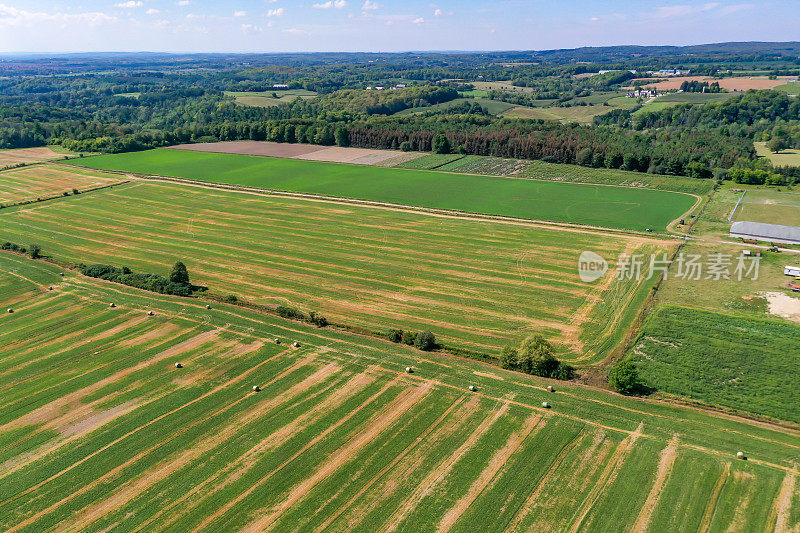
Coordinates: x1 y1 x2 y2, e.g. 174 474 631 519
387 328 404 343
224 294 238 303
72 188 80 195
276 305 304 320
608 360 640 395
432 133 451 154
28 244 41 259
308 311 329 328
80 264 193 296
500 345 519 370
400 141 412 152
402 330 417 345
414 330 436 351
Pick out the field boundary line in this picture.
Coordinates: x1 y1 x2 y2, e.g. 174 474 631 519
770 468 798 532
729 190 746 222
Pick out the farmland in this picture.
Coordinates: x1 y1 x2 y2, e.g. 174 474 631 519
225 89 318 107
73 148 697 231
0 164 126 206
732 187 800 227
0 180 669 361
0 147 74 169
635 92 736 115
1 250 799 531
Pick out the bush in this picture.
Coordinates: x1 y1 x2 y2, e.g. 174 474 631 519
432 133 451 154
224 294 238 303
414 330 436 351
400 141 412 152
402 330 417 345
28 244 41 259
308 311 329 328
80 264 193 296
499 345 519 370
387 328 404 343
608 360 640 395
276 305 304 320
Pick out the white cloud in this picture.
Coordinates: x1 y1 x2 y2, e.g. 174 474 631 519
313 0 347 9
115 1 142 7
177 0 189 6
0 3 117 27
412 17 425 24
433 8 442 16
241 23 262 32
186 13 200 19
267 7 284 17
648 3 720 19
145 8 160 15
362 0 379 10
283 27 307 34
234 10 246 17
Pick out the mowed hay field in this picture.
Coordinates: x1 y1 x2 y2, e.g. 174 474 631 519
0 164 126 206
0 181 667 361
1 251 799 532
73 148 697 231
0 147 71 169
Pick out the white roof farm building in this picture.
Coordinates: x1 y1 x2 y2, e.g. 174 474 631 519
730 221 800 245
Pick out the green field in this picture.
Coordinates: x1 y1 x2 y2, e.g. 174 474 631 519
1 250 799 531
394 97 516 116
0 180 668 361
632 306 800 423
395 153 465 170
225 89 318 107
73 149 696 231
733 187 800 227
635 92 736 115
501 105 616 124
775 82 800 96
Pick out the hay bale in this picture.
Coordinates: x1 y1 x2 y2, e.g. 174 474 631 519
292 342 301 348
48 286 54 291
542 401 550 409
252 385 261 392
7 308 13 314
274 338 281 344
737 451 746 460
405 367 414 374
206 304 212 310
546 385 554 392
59 272 65 276
175 362 183 369
468 385 477 392
109 303 116 308
147 311 155 316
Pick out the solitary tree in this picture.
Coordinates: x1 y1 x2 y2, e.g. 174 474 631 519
608 360 641 395
28 244 41 259
767 136 790 154
170 261 190 285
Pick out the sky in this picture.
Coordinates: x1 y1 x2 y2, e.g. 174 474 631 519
0 0 797 54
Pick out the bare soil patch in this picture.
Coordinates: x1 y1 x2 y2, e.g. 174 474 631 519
629 76 792 92
763 292 800 323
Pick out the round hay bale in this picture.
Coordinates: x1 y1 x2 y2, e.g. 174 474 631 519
7 308 13 314
109 303 116 308
546 385 554 392
48 286 54 291
292 342 301 348
175 362 183 369
468 385 477 392
147 311 155 316
252 385 261 392
405 366 414 374
274 338 281 344
737 451 746 460
59 272 65 276
542 401 550 409
206 304 212 310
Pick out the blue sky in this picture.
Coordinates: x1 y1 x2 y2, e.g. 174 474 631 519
0 1 797 53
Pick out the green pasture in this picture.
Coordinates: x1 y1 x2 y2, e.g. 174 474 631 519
754 141 800 167
0 251 798 531
73 148 696 231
